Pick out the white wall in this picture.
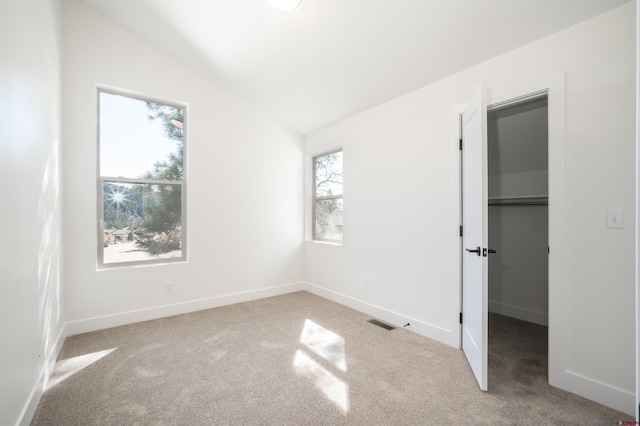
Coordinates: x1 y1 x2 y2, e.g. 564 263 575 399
305 2 635 415
488 206 548 324
62 0 304 332
0 1 65 425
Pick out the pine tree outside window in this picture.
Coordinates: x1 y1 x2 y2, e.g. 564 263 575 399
97 88 187 268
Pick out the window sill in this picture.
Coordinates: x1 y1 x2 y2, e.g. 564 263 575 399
307 240 343 247
97 258 187 271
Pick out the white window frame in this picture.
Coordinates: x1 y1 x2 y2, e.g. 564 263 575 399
312 149 343 243
97 87 187 268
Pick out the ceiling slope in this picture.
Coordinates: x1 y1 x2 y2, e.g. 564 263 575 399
82 0 628 134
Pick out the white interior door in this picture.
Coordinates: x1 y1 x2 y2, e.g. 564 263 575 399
461 85 488 391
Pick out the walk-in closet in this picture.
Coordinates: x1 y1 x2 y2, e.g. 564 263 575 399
487 94 549 378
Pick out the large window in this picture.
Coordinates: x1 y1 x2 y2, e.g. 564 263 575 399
98 89 186 267
313 150 343 242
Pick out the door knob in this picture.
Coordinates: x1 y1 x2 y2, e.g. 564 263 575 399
465 246 481 256
483 248 497 257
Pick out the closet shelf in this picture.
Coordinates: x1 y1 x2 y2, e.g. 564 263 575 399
488 195 548 206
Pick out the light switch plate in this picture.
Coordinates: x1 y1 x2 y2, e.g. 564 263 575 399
607 209 624 229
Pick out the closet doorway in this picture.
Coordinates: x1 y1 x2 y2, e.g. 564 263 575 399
487 94 549 383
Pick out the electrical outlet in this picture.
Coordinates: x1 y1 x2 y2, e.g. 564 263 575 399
164 282 173 293
607 209 624 229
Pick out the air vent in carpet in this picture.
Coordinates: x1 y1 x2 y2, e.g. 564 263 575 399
368 319 395 330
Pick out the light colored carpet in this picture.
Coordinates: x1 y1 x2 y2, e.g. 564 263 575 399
32 291 631 425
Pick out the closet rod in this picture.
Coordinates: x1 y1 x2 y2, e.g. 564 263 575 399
488 195 548 207
488 201 548 207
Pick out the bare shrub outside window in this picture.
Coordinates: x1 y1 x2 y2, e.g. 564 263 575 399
313 150 343 242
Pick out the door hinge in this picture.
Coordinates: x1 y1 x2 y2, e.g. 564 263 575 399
459 226 463 237
459 138 463 150
459 312 463 324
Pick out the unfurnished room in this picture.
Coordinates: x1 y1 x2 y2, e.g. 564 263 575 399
1 0 638 424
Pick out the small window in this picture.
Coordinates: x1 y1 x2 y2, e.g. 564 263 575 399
98 89 186 267
313 150 343 242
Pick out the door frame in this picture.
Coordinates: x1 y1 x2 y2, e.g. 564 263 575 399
452 74 566 388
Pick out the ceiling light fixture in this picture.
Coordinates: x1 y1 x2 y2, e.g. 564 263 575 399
267 0 303 12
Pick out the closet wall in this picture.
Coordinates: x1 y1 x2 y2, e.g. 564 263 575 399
488 98 549 326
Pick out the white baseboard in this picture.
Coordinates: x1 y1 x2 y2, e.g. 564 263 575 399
303 286 633 416
26 282 634 420
303 282 456 347
65 282 306 336
488 300 548 326
60 281 455 347
563 369 635 416
19 324 68 426
19 283 306 426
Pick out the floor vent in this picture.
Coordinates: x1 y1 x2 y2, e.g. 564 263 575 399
368 319 395 330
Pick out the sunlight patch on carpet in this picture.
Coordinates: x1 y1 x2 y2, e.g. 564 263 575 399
293 350 349 414
46 348 117 389
299 319 346 372
293 319 349 415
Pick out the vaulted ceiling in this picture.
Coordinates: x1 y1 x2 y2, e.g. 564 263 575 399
83 0 628 134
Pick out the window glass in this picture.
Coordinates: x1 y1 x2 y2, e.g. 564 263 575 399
98 90 186 267
314 151 343 197
313 151 343 242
